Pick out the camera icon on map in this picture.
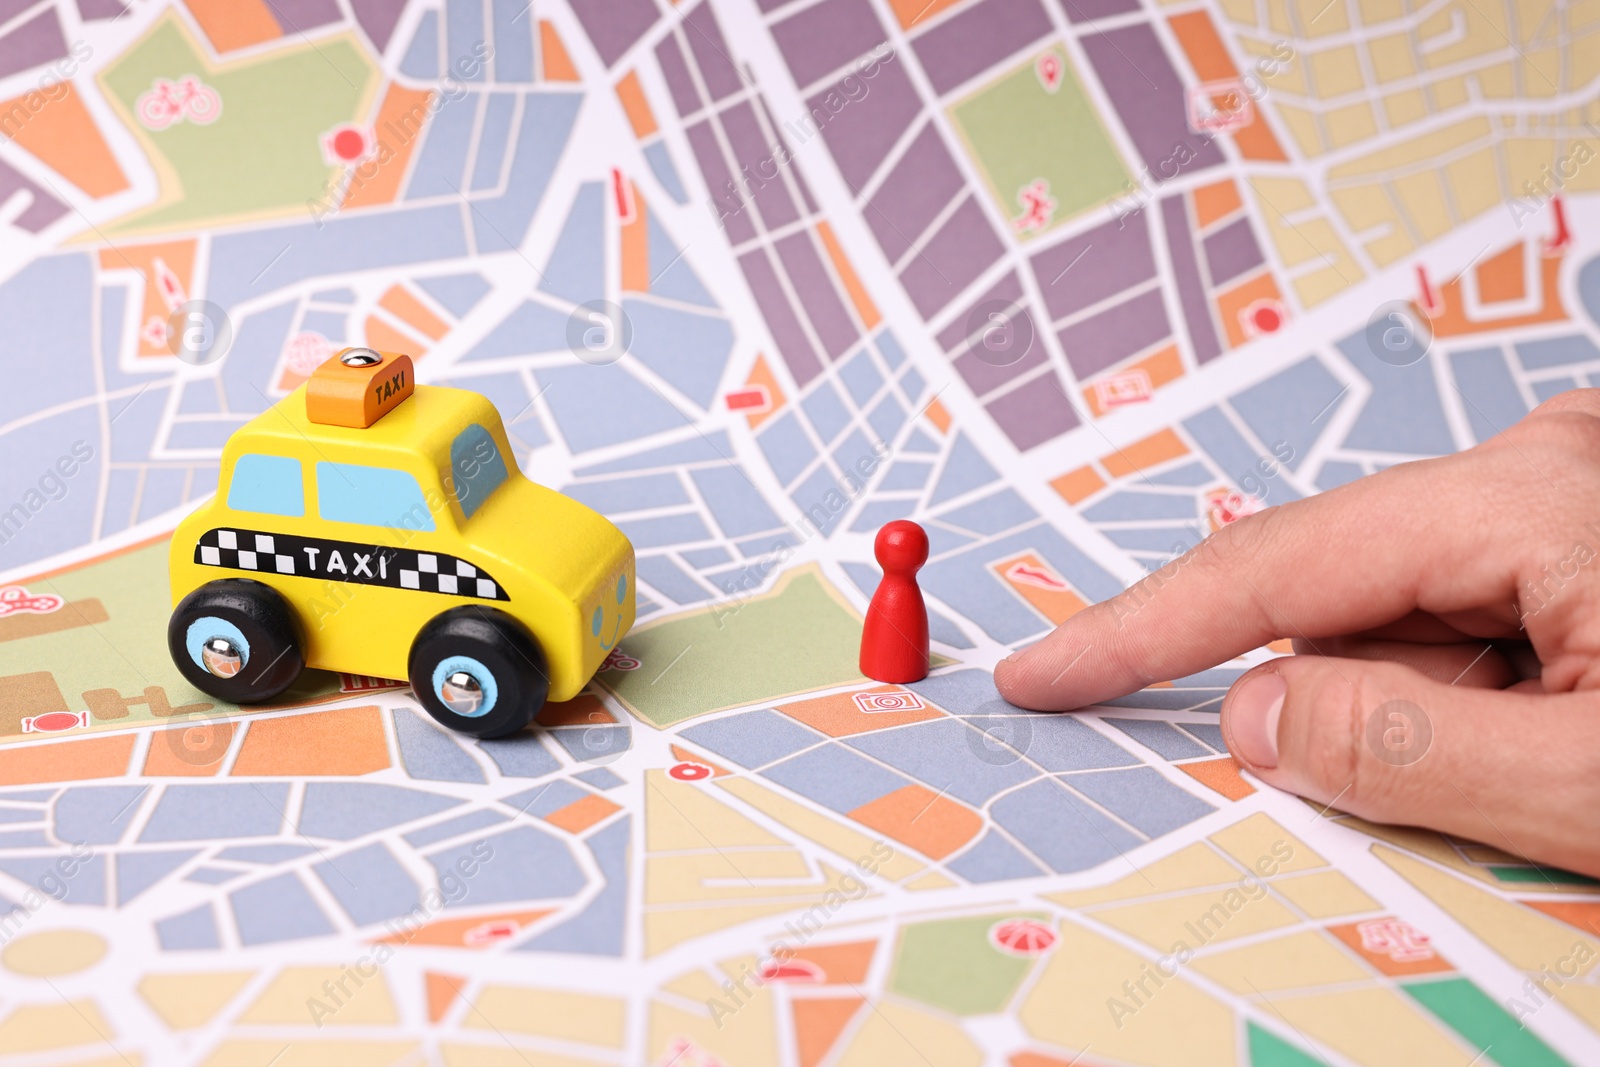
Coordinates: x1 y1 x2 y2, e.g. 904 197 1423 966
852 690 926 714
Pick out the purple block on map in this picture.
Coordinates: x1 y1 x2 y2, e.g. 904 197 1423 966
656 33 704 118
268 0 342 32
740 247 825 386
951 306 1048 397
865 121 964 265
74 0 125 20
686 119 758 246
912 0 1052 96
0 156 66 233
758 96 818 214
808 53 922 192
899 194 1005 319
1081 23 1224 178
1161 194 1221 363
683 0 744 103
0 9 66 79
939 272 1024 351
1029 211 1155 323
718 100 798 232
770 0 886 89
570 0 659 66
1056 0 1139 21
775 230 859 361
1203 216 1265 285
986 373 1079 450
351 0 406 50
1056 287 1170 379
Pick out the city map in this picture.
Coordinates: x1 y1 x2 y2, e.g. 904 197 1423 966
0 0 1598 1063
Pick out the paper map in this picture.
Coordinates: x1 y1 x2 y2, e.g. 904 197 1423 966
0 0 1598 1063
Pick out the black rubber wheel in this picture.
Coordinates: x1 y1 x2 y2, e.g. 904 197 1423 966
168 579 305 704
408 606 549 739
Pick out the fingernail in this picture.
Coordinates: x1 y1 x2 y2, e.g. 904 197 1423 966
1227 672 1285 770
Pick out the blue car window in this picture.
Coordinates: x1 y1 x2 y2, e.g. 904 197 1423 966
450 423 509 519
317 462 434 530
227 454 304 516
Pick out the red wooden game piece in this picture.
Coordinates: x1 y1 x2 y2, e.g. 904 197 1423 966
859 520 930 684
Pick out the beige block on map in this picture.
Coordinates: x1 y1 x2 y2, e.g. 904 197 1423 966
1475 61 1518 98
835 1001 982 1067
1271 869 1381 918
1294 260 1364 305
1021 922 1237 1067
1242 36 1308 94
1430 75 1471 110
1267 987 1475 1066
466 986 625 1047
1425 3 1512 68
1250 175 1317 214
1266 1 1296 39
1274 103 1325 157
1391 171 1456 241
1219 0 1258 27
441 1047 611 1067
1295 0 1350 34
238 967 397 1026
0 1001 117 1055
1505 136 1559 194
646 771 785 851
1048 842 1245 908
1365 32 1416 80
1326 101 1379 148
1577 0 1600 28
1274 216 1344 269
1443 147 1505 218
650 969 783 1067
139 972 255 1030
1329 116 1491 179
1308 45 1366 96
1516 0 1560 40
715 776 926 881
1210 813 1327 873
1562 138 1600 190
1191 929 1371 992
1087 886 1301 951
1330 185 1413 263
1576 29 1600 81
200 1042 418 1067
648 848 825 904
1358 0 1407 25
1383 89 1429 127
1524 47 1563 95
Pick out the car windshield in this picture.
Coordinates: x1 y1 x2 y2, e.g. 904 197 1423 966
317 462 434 530
450 424 509 519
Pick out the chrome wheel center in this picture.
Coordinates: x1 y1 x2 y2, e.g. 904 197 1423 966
201 636 244 678
440 670 485 716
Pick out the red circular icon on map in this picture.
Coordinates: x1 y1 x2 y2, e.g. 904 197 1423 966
990 918 1057 956
1243 298 1287 337
323 124 372 164
668 761 713 781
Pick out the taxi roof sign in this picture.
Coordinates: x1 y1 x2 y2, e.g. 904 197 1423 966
306 347 415 428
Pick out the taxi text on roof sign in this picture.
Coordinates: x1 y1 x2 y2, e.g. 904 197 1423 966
306 347 415 428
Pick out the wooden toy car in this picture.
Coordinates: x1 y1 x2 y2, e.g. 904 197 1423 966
166 348 635 738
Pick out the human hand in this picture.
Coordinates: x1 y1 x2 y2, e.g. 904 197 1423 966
994 391 1600 877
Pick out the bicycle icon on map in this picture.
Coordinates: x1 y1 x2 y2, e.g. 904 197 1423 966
136 75 221 131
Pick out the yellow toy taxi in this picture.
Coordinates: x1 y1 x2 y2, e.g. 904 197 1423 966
167 347 635 738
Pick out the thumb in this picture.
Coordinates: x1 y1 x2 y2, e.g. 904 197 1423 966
1221 656 1600 877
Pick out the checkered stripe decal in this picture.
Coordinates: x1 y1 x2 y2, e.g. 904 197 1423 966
194 528 507 601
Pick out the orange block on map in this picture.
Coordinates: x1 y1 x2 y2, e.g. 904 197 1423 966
991 553 1087 626
777 686 943 737
230 705 389 776
0 82 128 198
847 783 981 860
0 733 135 785
343 84 435 211
794 997 864 1067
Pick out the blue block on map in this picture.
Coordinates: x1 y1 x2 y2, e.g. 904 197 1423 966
1178 723 1225 752
801 380 852 443
992 779 1142 872
846 719 1037 805
833 427 878 483
1532 377 1578 402
867 391 906 445
298 783 462 840
110 382 167 462
1316 460 1365 491
1515 334 1600 370
1065 768 1215 836
791 465 849 536
682 545 732 569
315 842 423 926
763 744 911 813
477 733 564 777
222 301 297 416
647 212 714 305
428 824 586 907
141 783 289 842
636 554 712 604
881 460 932 491
549 725 630 763
501 781 588 818
565 473 689 515
118 850 198 905
491 0 535 81
0 853 105 904
418 272 491 316
0 254 94 431
541 181 606 305
1169 668 1246 687
1335 329 1458 457
463 299 572 360
1143 461 1214 487
909 669 1010 715
1229 356 1344 471
1183 407 1302 503
644 140 689 204
472 92 517 189
519 815 629 956
929 433 997 506
758 410 817 486
1102 526 1203 555
404 808 510 847
618 511 712 548
681 709 824 769
473 93 582 254
535 363 688 452
1450 346 1529 444
401 9 440 77
407 93 481 199
446 0 486 80
1101 717 1211 759
1002 714 1140 771
947 829 1046 883
54 785 148 845
850 499 915 532
937 489 1036 536
1099 689 1227 712
1084 490 1205 523
839 348 883 405
156 904 221 950
900 365 925 404
393 707 488 784
216 844 315 863
577 767 625 790
232 872 336 944
625 299 734 409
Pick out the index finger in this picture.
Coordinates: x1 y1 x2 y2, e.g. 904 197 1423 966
992 451 1512 710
